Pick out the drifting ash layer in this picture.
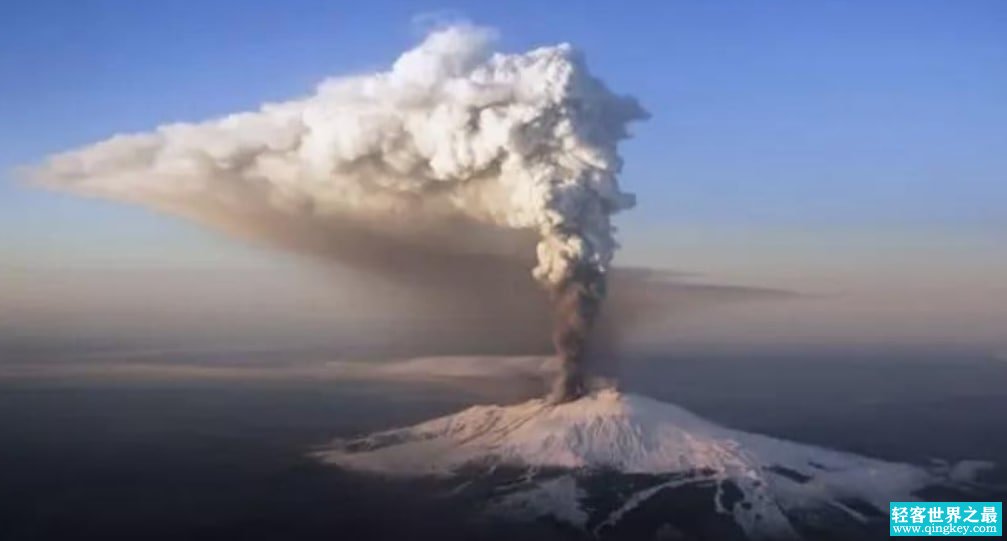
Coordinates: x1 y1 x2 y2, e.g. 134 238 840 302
316 389 994 539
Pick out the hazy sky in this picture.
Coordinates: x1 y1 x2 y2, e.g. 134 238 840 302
2 1 1005 355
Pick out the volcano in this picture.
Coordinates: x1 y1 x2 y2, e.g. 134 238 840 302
316 389 992 540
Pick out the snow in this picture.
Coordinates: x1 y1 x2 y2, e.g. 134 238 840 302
316 388 991 539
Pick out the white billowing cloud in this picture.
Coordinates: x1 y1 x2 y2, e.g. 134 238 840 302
32 24 645 288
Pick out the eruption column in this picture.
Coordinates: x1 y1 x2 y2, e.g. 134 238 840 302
548 264 605 402
29 24 646 401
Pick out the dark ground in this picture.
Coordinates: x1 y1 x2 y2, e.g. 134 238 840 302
1 350 1005 540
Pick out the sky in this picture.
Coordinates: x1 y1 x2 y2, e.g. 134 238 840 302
1 0 1005 356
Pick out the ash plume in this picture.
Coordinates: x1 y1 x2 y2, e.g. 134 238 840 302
29 24 647 402
549 264 605 401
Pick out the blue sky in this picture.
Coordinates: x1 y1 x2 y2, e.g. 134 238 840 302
1 1 1005 349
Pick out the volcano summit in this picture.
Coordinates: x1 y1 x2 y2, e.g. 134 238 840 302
317 388 992 540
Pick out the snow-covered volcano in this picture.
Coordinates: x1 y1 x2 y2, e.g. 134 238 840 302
316 389 992 539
